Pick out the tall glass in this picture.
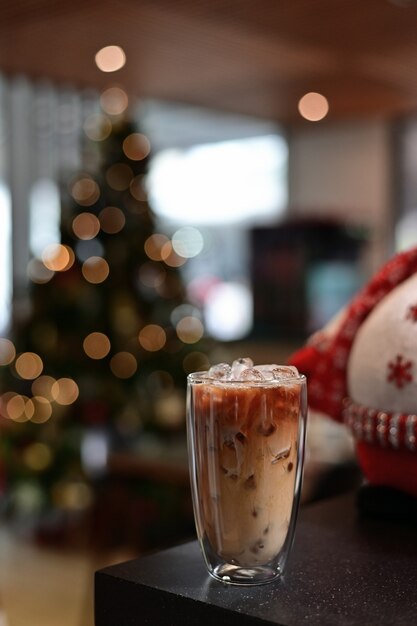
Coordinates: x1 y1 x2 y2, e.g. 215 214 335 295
187 370 307 585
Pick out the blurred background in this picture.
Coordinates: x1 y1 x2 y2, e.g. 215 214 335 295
1 0 417 623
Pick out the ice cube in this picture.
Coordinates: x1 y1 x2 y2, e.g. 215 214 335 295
208 362 232 380
241 368 264 382
271 445 291 464
254 364 279 381
231 357 253 380
272 365 299 380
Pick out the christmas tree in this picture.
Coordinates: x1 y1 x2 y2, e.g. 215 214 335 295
0 113 211 542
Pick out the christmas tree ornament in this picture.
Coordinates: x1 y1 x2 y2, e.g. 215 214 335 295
289 246 417 502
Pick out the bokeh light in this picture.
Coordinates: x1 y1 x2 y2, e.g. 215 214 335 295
172 227 204 258
129 175 147 201
100 87 129 116
15 352 43 379
71 176 100 206
42 244 74 272
99 206 126 234
23 442 53 471
32 375 57 401
298 92 329 121
161 242 187 267
52 378 79 405
0 392 17 419
83 113 112 141
144 234 170 261
122 133 151 161
72 212 100 240
52 480 93 511
83 332 111 359
82 256 110 283
110 351 137 378
138 324 166 351
0 338 16 365
154 390 185 429
30 396 53 424
95 45 126 73
5 394 32 422
176 316 204 344
27 258 54 284
106 163 133 191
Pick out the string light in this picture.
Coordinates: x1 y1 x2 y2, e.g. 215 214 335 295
95 45 126 73
72 212 100 240
123 133 151 161
5 394 32 422
30 396 53 424
100 87 128 116
42 244 74 272
23 442 53 471
15 352 43 379
52 480 92 511
52 378 79 405
0 392 16 419
83 332 111 359
83 113 112 141
298 92 329 121
82 256 110 284
71 176 100 206
161 242 187 267
176 317 204 344
138 324 166 351
144 234 170 261
129 175 147 202
32 375 57 400
172 227 204 258
99 206 125 234
0 338 16 365
110 351 137 378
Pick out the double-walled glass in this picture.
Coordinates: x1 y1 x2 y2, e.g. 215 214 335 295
187 371 307 585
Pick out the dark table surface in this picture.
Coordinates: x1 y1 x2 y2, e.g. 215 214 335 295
95 491 417 626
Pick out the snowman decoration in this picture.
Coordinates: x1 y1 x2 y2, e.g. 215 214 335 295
290 247 417 502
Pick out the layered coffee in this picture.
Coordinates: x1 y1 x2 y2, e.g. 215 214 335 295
188 359 302 569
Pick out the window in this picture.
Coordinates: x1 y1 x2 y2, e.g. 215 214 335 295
148 135 287 225
147 134 288 340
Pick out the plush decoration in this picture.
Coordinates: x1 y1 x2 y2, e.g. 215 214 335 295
289 247 417 498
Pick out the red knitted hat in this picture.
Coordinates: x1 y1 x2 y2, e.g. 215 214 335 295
289 246 417 497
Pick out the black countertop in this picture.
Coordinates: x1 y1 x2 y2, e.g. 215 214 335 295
95 492 417 625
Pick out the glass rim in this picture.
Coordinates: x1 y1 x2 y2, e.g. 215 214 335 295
187 370 306 386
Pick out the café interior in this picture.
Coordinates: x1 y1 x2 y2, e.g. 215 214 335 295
1 1 417 624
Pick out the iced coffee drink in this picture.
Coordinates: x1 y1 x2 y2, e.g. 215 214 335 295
187 358 306 585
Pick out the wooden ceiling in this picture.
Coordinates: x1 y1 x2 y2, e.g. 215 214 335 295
1 0 417 124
